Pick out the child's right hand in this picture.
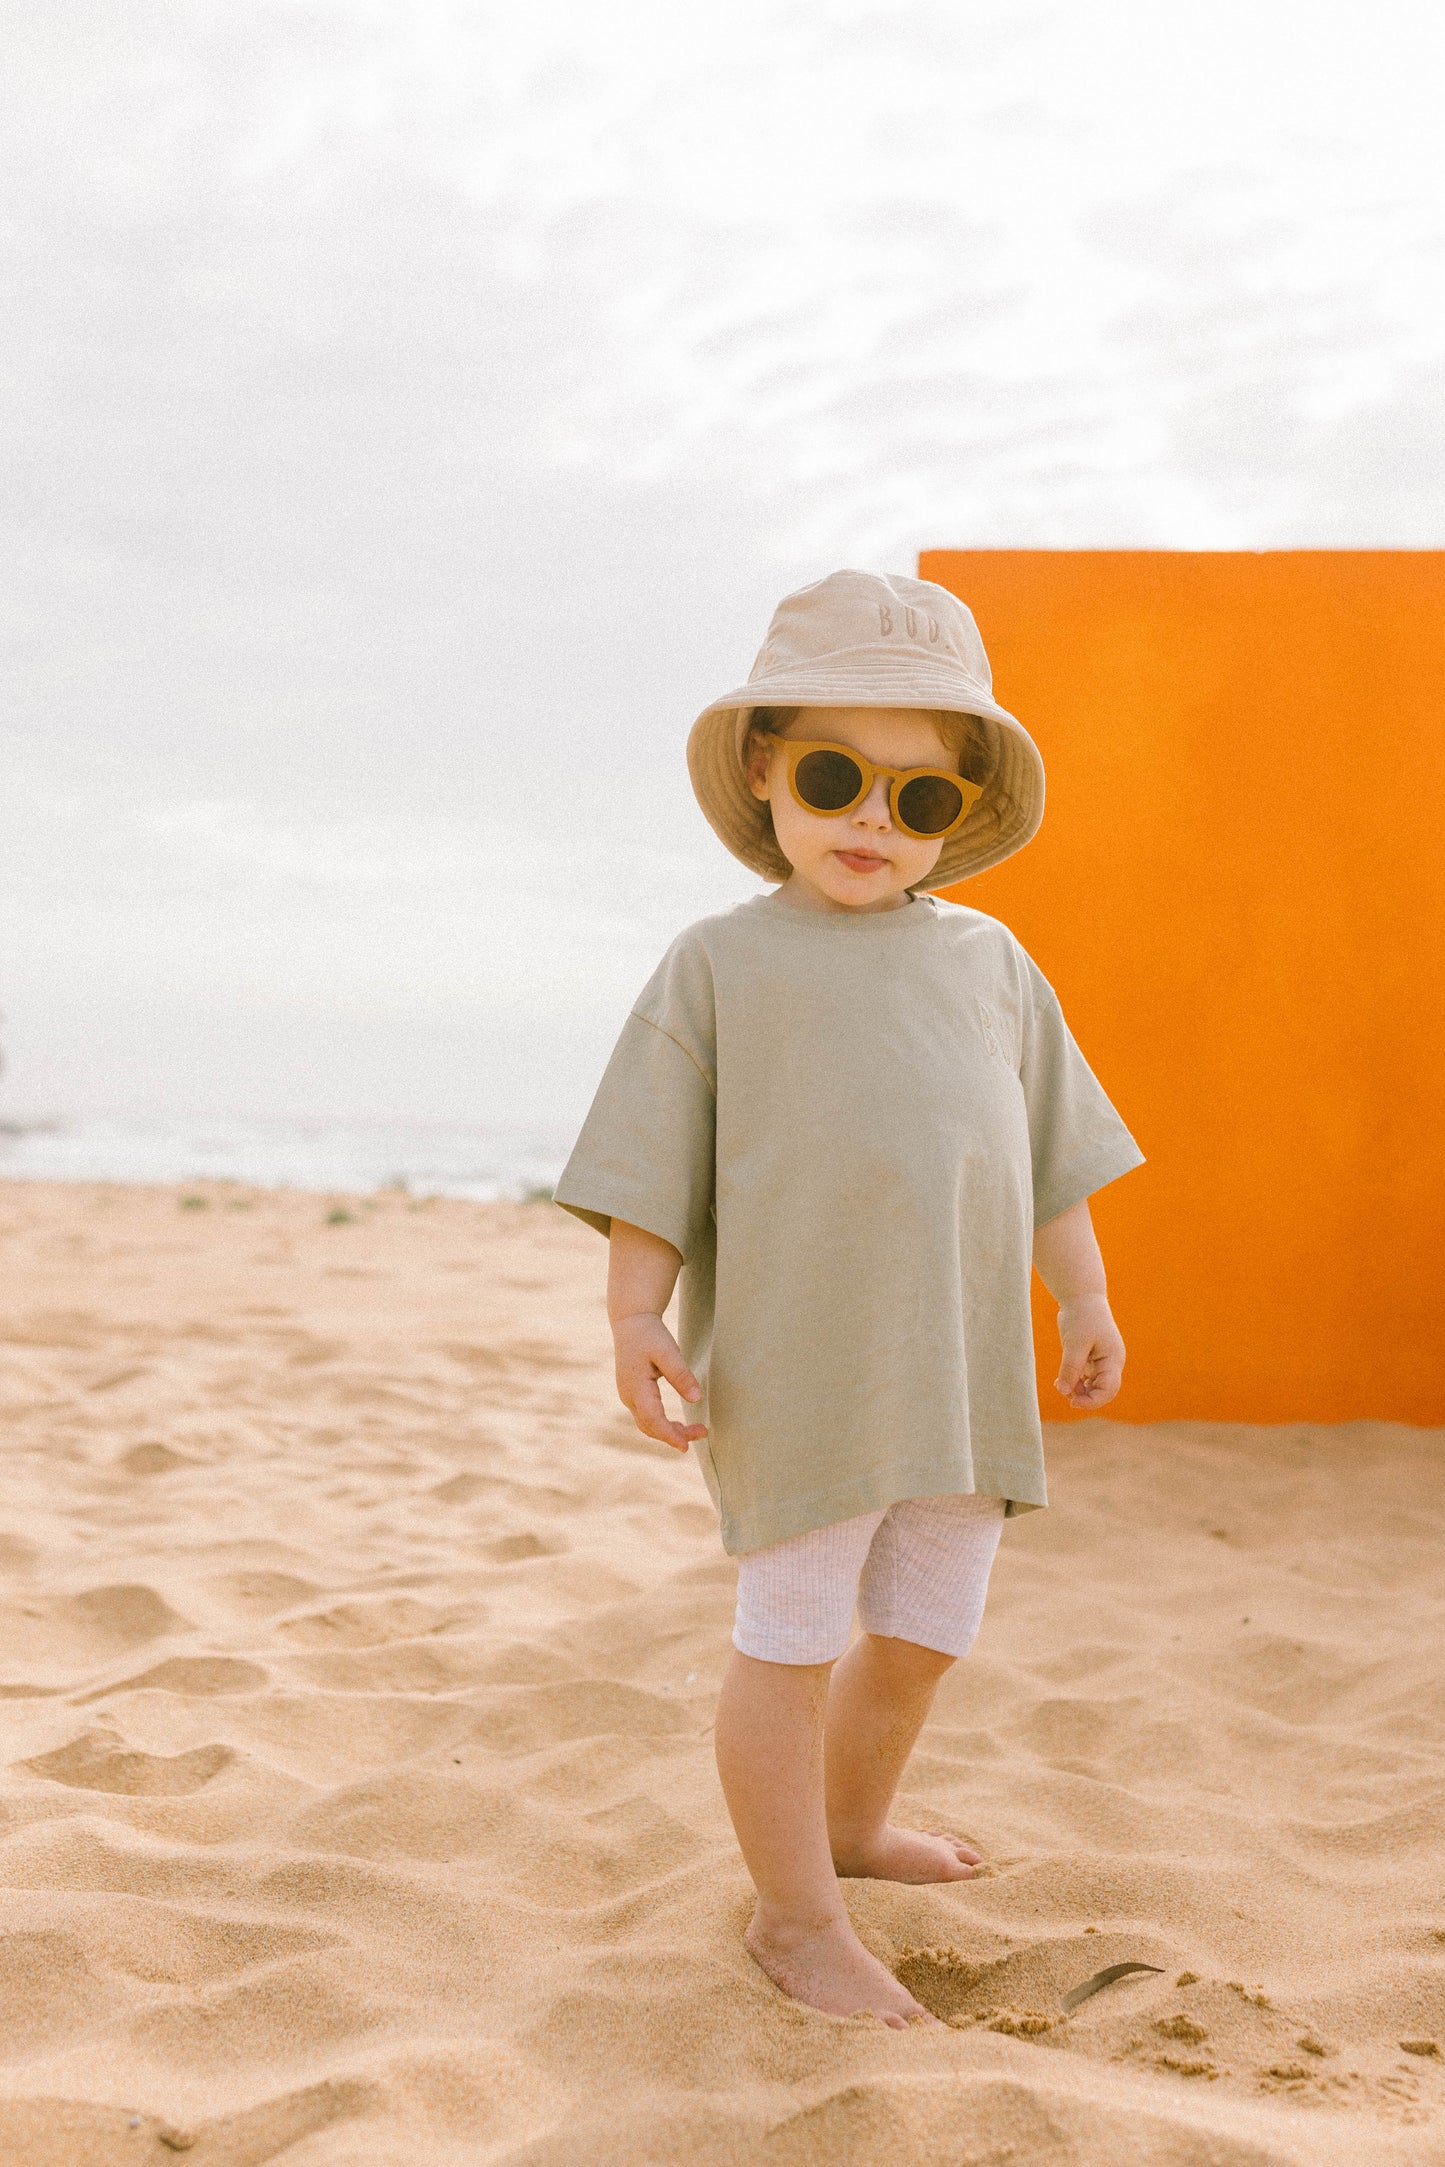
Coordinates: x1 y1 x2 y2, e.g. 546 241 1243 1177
611 1312 708 1453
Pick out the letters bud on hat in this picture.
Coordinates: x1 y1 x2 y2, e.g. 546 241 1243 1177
687 568 1046 890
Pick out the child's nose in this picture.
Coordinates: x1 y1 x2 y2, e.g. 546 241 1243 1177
854 773 894 827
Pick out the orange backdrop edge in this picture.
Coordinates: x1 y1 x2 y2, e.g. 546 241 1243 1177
920 549 1445 1428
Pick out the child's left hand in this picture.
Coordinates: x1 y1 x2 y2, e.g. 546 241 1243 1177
1054 1294 1126 1410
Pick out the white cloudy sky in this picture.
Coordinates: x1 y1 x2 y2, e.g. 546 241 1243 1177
2 0 1443 1135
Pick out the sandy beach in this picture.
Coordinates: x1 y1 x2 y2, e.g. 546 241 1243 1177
0 1178 1441 2164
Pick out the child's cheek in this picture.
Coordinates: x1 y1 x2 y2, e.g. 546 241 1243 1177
905 836 945 885
769 793 819 870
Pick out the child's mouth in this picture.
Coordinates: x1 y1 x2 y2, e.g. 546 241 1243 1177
834 849 889 874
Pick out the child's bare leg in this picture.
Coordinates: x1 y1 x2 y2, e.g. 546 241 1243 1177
825 1633 983 1882
713 1650 933 2026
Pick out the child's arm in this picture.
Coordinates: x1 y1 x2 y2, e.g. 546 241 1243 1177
607 1220 708 1454
1032 1198 1126 1411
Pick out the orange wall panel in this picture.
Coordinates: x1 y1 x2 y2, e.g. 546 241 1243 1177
920 549 1445 1426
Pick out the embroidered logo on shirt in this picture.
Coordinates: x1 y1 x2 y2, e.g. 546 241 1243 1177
976 996 1006 1061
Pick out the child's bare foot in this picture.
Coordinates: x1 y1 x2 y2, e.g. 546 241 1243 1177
744 1908 936 2027
831 1824 982 1883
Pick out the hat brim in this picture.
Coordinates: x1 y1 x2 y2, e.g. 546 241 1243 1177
686 648 1046 890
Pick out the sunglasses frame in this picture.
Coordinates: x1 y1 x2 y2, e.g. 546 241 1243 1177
761 734 984 840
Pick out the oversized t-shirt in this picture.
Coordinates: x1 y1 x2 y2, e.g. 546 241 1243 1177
555 892 1144 1554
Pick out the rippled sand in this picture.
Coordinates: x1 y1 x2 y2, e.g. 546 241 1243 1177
0 1179 1442 2164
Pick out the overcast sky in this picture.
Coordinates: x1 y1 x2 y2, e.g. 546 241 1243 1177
3 0 1443 1136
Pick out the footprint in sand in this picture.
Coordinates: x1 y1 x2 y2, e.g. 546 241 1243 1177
0 2084 372 2163
117 1442 197 1475
429 1473 497 1505
484 1532 565 1564
209 1571 320 1614
72 1655 268 1705
2 1583 190 1671
292 1768 522 1863
127 1961 379 2072
22 1731 235 1795
276 1597 454 1648
96 1911 340 1989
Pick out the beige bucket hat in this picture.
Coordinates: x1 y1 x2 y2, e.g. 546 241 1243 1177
687 568 1045 890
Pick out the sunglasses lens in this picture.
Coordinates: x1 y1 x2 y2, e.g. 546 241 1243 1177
896 774 967 835
794 747 864 812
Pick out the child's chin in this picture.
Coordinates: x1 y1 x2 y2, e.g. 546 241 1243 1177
830 865 904 896
817 871 910 908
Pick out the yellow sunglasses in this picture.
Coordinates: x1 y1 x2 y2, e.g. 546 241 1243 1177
763 735 984 840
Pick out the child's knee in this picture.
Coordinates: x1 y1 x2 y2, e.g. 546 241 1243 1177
863 1632 956 1683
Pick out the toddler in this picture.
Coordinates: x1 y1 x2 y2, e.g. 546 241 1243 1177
555 569 1143 2026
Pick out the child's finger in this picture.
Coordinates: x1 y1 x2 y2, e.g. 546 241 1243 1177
654 1349 702 1404
629 1374 707 1452
630 1375 676 1437
1068 1357 1120 1407
1055 1351 1086 1396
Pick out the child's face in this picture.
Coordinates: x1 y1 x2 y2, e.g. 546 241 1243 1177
747 706 956 913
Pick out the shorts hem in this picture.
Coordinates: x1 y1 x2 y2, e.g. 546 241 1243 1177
731 1624 851 1666
855 1610 983 1659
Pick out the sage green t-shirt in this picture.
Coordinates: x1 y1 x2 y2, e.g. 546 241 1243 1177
555 892 1144 1555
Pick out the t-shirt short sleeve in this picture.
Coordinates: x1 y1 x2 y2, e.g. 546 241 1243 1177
1013 944 1145 1227
553 932 718 1260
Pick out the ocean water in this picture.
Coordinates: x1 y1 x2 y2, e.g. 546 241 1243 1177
0 1115 571 1202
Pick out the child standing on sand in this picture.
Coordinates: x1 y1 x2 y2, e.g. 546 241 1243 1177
555 569 1143 2027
